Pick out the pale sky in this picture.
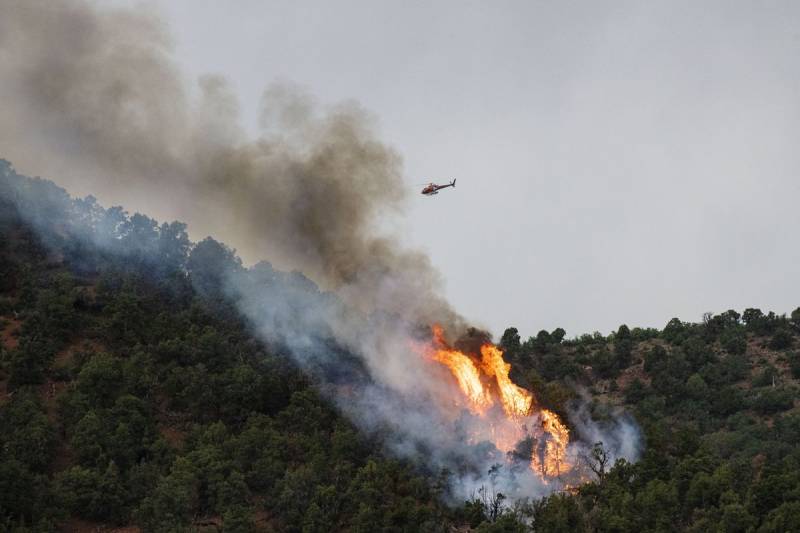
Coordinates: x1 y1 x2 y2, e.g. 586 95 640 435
117 0 800 338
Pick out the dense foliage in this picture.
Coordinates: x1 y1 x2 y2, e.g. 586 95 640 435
1 160 798 531
0 162 447 532
500 313 800 532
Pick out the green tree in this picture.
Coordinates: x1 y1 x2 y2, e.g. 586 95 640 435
6 337 56 388
500 327 521 355
56 462 127 523
475 513 527 532
634 479 679 531
551 327 566 343
136 457 200 532
0 459 45 524
76 352 123 407
614 338 633 368
533 493 586 533
223 505 255 533
790 307 800 331
686 374 709 400
768 328 794 350
718 502 755 533
758 501 800 533
790 352 800 379
663 318 687 343
0 394 57 472
720 328 747 355
187 237 242 299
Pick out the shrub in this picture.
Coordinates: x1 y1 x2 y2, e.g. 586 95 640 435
751 387 795 414
720 328 747 355
769 329 794 350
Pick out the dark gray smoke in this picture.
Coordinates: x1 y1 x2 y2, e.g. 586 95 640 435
0 0 639 502
0 0 458 328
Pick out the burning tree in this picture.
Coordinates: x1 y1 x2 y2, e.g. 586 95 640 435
417 325 575 484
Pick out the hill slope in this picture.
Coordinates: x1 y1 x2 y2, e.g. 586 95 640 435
0 162 450 532
1 160 799 532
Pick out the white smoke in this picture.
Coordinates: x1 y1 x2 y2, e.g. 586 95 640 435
0 0 642 504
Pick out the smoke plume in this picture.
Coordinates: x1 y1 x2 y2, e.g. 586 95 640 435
0 0 457 325
0 0 639 501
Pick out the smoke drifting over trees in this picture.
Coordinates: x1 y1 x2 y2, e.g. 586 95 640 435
0 0 638 503
0 0 457 327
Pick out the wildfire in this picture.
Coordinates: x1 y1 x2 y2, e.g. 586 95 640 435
432 347 494 412
480 344 532 418
422 324 573 480
532 409 571 478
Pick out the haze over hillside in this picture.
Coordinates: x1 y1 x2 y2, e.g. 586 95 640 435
1 1 800 531
2 0 800 335
1 159 799 532
0 0 640 509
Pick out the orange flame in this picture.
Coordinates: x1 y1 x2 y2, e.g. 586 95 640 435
532 409 571 478
432 348 493 413
422 324 572 480
480 344 532 418
428 325 493 413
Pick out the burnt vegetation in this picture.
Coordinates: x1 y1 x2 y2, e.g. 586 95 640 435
1 160 799 532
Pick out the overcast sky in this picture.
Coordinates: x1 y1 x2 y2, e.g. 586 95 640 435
109 1 799 338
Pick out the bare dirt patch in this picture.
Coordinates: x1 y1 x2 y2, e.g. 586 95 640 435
616 362 650 391
1 316 22 350
159 424 186 449
747 338 793 378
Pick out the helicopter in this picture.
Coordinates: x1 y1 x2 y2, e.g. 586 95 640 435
421 179 456 196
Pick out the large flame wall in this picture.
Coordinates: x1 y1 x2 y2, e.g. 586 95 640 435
421 325 572 480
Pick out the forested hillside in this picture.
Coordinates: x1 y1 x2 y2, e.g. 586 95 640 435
502 309 800 532
0 162 449 532
1 160 799 532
